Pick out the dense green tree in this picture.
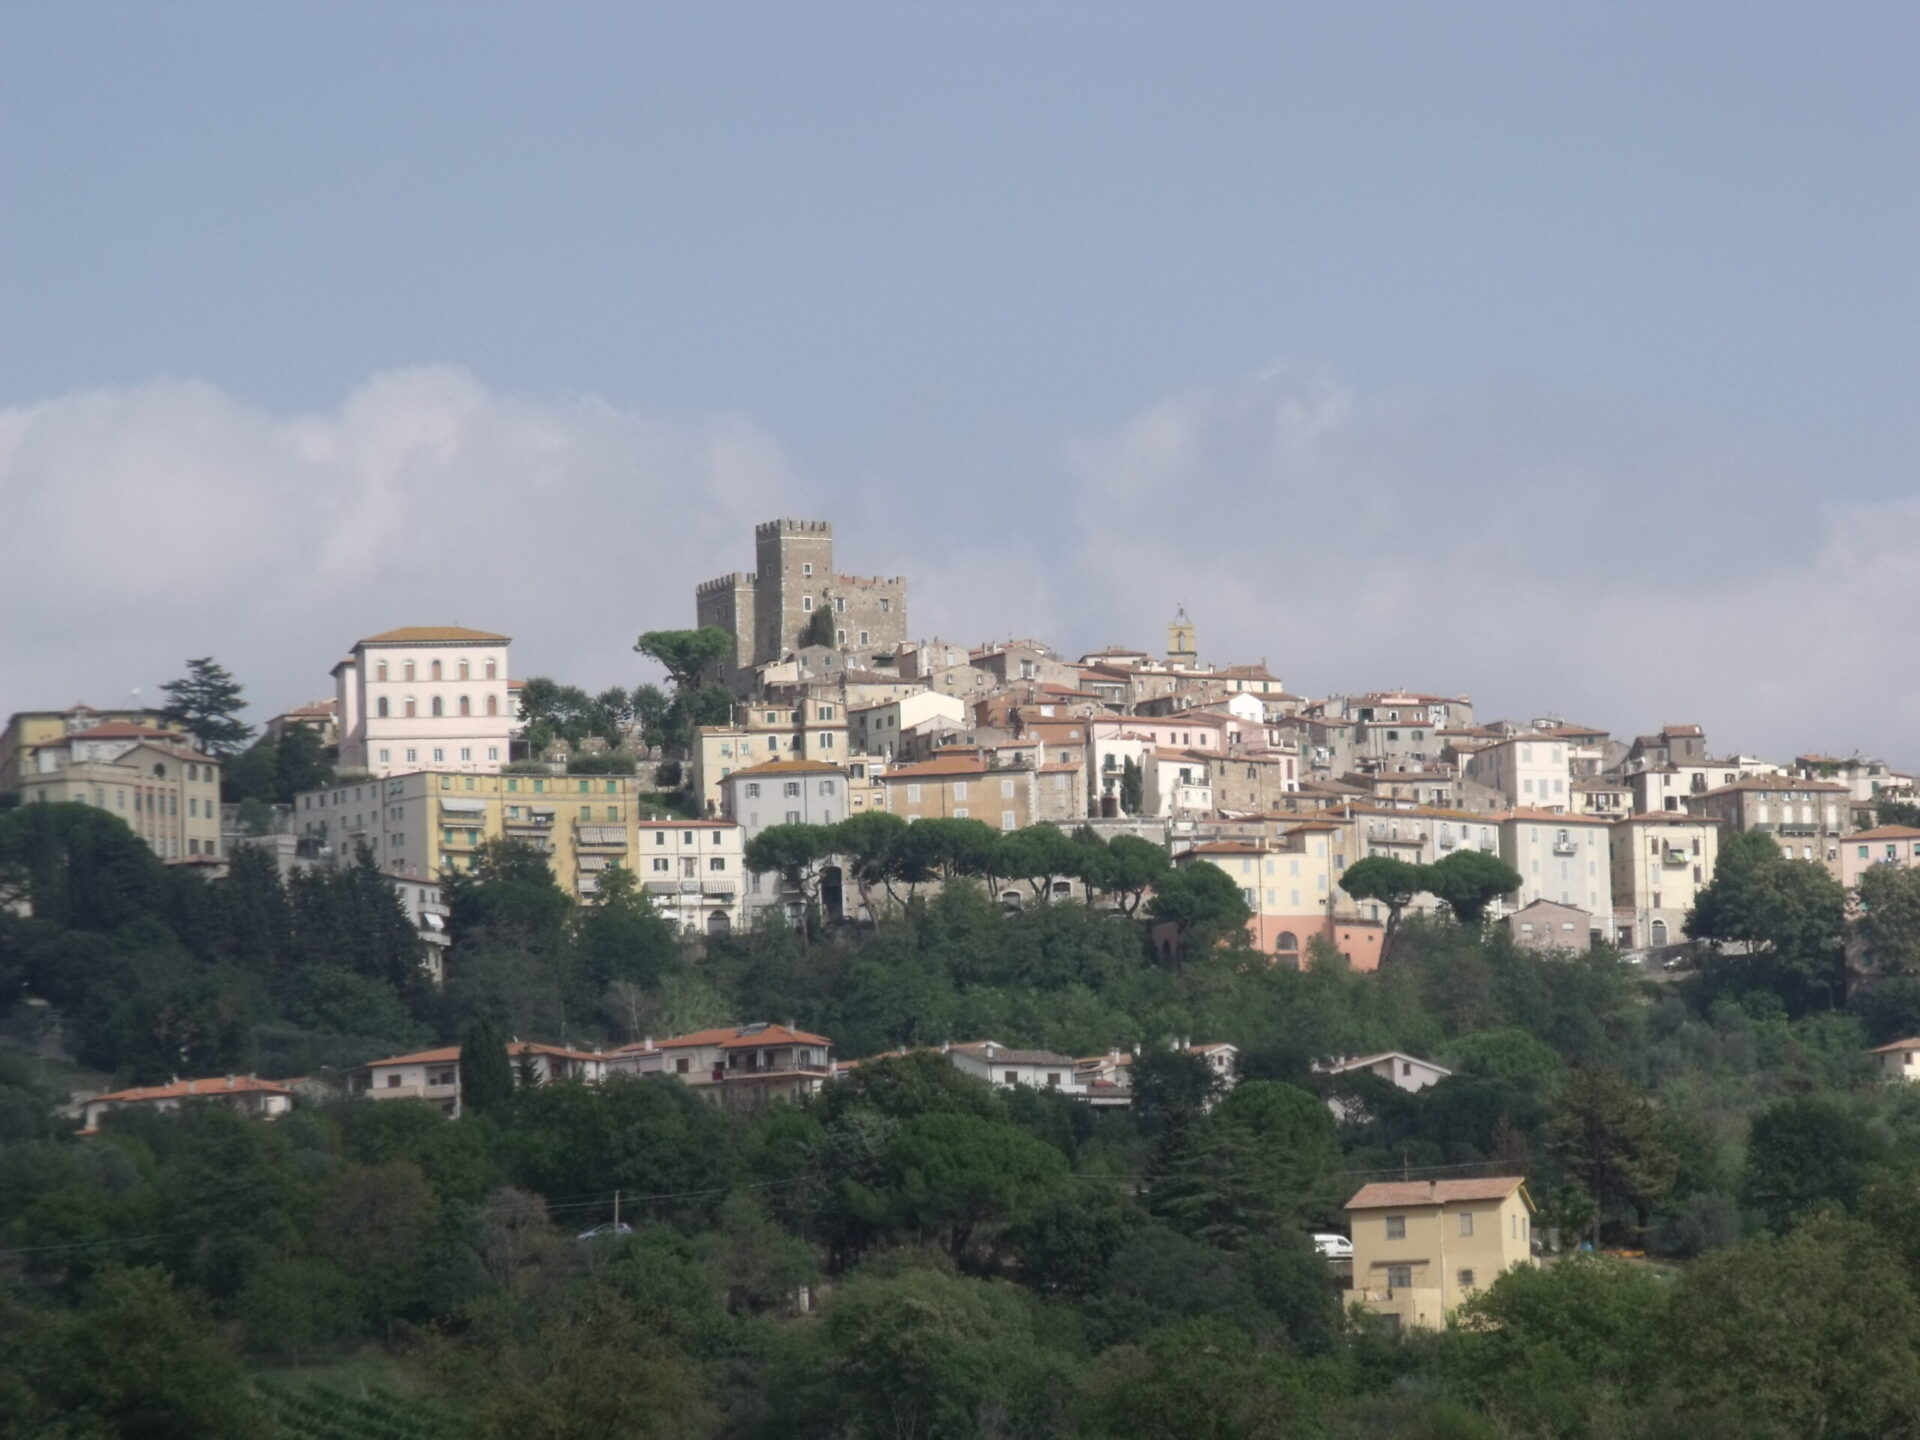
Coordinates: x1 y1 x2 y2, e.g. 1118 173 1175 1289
1857 863 1920 977
1150 1081 1339 1247
159 657 254 758
994 823 1079 900
876 1111 1069 1259
1689 829 1849 1009
1129 1045 1224 1138
574 864 679 992
1120 756 1143 814
0 800 170 931
461 1016 515 1115
634 627 734 688
1668 1219 1920 1437
1547 1068 1676 1243
1425 850 1523 927
1145 861 1253 961
1743 1092 1887 1232
1339 855 1427 961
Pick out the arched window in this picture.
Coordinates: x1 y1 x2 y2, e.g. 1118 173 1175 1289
485 659 497 679
486 695 498 716
458 695 471 716
152 763 166 778
430 659 443 681
458 659 470 679
1650 919 1669 947
1275 931 1299 953
376 697 389 718
405 697 417 718
376 660 388 681
431 696 444 717
403 660 416 681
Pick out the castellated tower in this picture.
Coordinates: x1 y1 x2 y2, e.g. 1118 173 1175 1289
692 519 909 690
754 519 836 665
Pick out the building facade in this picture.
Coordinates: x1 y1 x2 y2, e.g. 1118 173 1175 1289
18 724 223 862
332 626 515 778
1609 813 1720 950
1498 811 1613 933
1344 1177 1536 1332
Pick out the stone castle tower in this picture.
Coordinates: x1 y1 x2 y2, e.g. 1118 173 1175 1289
694 519 908 690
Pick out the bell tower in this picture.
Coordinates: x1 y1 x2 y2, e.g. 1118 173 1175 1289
1167 605 1198 666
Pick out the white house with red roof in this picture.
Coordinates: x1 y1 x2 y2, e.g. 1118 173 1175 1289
80 1074 293 1130
607 1023 834 1109
332 625 515 777
350 1040 609 1117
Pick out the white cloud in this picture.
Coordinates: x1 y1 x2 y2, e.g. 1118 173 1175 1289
0 367 808 716
5 361 1912 767
1054 365 1920 762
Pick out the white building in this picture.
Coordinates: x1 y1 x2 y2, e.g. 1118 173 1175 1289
945 1039 1085 1094
1463 737 1572 811
80 1075 292 1130
333 626 515 778
633 819 747 939
848 691 966 760
1498 810 1613 929
1319 1050 1452 1120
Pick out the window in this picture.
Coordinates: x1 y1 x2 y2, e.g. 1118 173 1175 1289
1046 1072 1061 1087
485 659 497 679
1457 1269 1476 1289
801 595 813 611
820 781 836 796
676 1057 690 1074
1458 1211 1474 1236
404 660 416 681
859 630 869 645
954 782 968 801
653 858 670 872
802 562 813 576
907 784 922 802
1386 1264 1413 1289
783 781 800 797
379 749 390 763
431 696 444 717
405 749 417 763
486 694 499 716
1003 1070 1019 1085
709 856 726 871
836 629 847 644
1002 779 1016 798
376 660 389 681
458 695 471 716
786 810 800 824
746 782 761 798
1002 810 1017 830
375 696 390 719
433 749 444 762
430 659 442 681
405 697 417 718
458 659 470 679
1385 1215 1406 1239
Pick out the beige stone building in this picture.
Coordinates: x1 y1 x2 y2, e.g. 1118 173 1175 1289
607 1023 834 1110
1 705 187 796
333 626 515 777
1690 776 1850 875
1507 898 1593 951
1345 1177 1536 1333
1462 736 1572 811
691 695 853 815
1609 813 1720 950
18 723 223 863
848 691 965 761
880 756 1035 830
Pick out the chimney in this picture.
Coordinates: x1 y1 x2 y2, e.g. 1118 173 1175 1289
226 1075 236 1089
185 1080 196 1094
985 1042 996 1060
643 1036 655 1053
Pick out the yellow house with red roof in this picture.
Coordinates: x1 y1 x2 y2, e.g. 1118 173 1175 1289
1345 1177 1536 1332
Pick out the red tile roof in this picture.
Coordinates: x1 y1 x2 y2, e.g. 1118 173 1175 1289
90 1075 291 1103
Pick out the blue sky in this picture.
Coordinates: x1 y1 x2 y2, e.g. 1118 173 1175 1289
3 3 1916 758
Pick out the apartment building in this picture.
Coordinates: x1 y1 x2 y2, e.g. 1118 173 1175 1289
332 626 515 777
719 758 850 838
80 1075 293 1130
1839 825 1920 890
1462 736 1572 810
1610 813 1720 950
1690 776 1850 875
350 1041 609 1118
847 691 965 761
292 770 744 927
1172 830 1388 971
1498 810 1613 935
880 756 1035 830
1344 1178 1536 1333
1 705 187 796
17 723 223 862
691 696 852 814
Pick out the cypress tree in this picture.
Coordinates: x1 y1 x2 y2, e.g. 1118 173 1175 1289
460 1016 514 1115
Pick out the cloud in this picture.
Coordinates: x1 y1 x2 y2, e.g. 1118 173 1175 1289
1055 365 1920 762
0 367 809 716
5 361 1912 767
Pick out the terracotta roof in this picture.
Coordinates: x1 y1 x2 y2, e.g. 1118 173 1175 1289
882 756 991 778
724 757 846 778
1325 1051 1452 1076
358 625 510 645
89 1075 291 1104
948 1040 1078 1066
1701 776 1848 796
361 1040 605 1068
1848 826 1920 841
1346 1177 1528 1210
1871 1038 1920 1054
640 1023 832 1051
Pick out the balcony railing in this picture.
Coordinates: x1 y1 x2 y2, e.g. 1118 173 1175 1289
1552 841 1579 856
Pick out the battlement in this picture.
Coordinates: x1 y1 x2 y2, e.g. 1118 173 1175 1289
833 574 908 588
754 518 832 538
696 573 757 596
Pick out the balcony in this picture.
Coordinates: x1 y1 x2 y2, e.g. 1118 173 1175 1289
575 824 628 848
505 812 553 830
1437 834 1456 849
1552 841 1579 856
702 879 738 897
1662 848 1689 866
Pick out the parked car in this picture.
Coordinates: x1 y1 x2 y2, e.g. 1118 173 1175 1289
576 1221 633 1242
1312 1232 1354 1260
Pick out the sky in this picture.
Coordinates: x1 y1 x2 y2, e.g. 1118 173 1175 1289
2 2 1915 761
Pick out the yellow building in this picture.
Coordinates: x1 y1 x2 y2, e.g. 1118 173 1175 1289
293 771 745 931
880 756 1035 829
690 697 852 816
1 706 187 796
1344 1177 1536 1333
17 723 223 863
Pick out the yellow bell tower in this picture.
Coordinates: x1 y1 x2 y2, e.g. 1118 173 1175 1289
1167 605 1198 666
